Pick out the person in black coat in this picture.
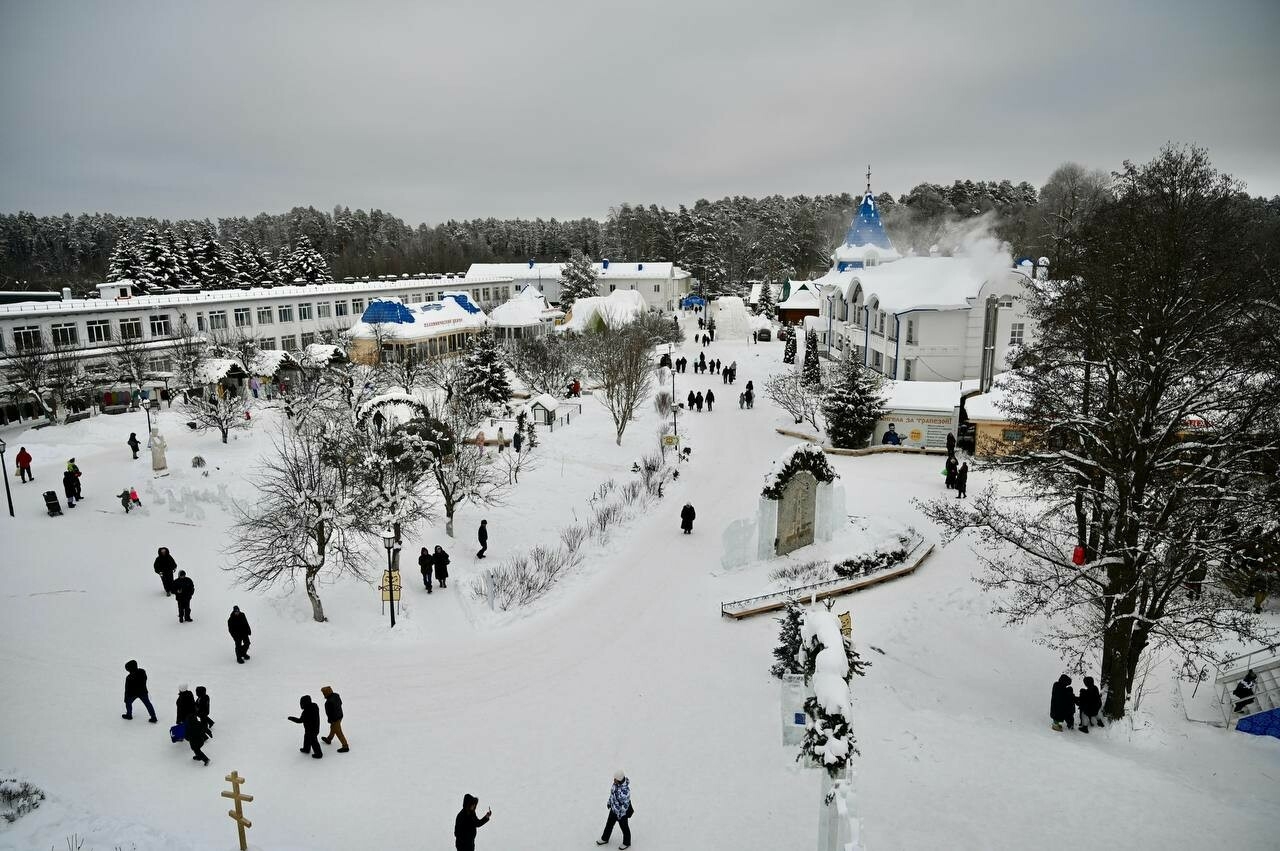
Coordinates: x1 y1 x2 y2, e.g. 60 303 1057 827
1233 670 1258 713
946 431 956 456
705 389 715 412
680 503 696 534
1077 676 1104 731
183 709 211 766
954 462 969 499
686 390 695 409
694 391 704 412
320 685 349 752
434 545 451 588
176 684 196 726
454 794 492 851
127 432 141 459
62 469 79 508
122 659 157 722
1050 675 1076 731
195 685 214 729
172 570 195 622
419 546 435 592
288 695 323 758
154 547 177 596
944 455 958 490
476 519 488 560
227 605 251 663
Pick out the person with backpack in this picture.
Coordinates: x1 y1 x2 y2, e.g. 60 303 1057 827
434 545 451 589
1077 676 1104 731
419 546 435 592
172 570 195 623
288 695 323 758
154 547 177 596
127 433 141 459
476 519 488 560
121 660 157 722
595 770 633 849
454 794 492 851
227 605 252 663
319 685 349 752
1050 675 1076 731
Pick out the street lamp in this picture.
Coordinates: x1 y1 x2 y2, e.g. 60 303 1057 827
380 527 398 628
0 438 12 518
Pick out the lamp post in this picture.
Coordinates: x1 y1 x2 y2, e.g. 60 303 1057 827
380 528 398 628
0 438 12 518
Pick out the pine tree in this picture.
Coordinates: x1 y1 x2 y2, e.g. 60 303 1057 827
134 227 186 292
559 250 598 310
783 332 797 364
192 229 238 288
107 237 141 282
770 600 805 678
281 235 333 284
802 328 822 386
756 280 777 319
821 350 887 449
460 328 512 407
230 238 272 287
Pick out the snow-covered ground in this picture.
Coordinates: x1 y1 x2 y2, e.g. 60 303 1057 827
1 319 1277 851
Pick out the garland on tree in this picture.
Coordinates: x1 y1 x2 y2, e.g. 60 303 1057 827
782 333 797 364
802 328 822 387
796 600 868 779
762 443 838 500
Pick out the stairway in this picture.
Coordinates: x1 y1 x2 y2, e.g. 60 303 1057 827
1215 647 1280 737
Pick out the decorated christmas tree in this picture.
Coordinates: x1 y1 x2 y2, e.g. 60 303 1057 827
821 350 887 449
783 332 797 364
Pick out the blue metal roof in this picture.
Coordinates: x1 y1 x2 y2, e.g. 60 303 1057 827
842 192 894 250
361 300 416 324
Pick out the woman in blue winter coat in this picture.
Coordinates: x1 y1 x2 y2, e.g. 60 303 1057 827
596 771 633 849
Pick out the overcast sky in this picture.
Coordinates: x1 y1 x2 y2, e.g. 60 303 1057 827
1 0 1277 223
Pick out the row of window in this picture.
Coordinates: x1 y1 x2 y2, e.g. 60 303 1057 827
194 298 362 333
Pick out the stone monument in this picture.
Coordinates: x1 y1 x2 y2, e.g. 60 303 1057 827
776 470 818 555
150 428 169 475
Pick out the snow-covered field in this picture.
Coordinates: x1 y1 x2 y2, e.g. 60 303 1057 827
1 322 1277 851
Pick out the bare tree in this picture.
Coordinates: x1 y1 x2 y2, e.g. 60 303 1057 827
224 424 365 622
425 398 509 536
168 317 207 395
3 342 53 418
509 333 580 398
45 341 94 419
181 392 251 443
581 324 654 446
420 353 469 405
765 367 821 431
209 326 263 374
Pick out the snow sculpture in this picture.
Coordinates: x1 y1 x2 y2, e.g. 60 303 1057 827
150 429 169 475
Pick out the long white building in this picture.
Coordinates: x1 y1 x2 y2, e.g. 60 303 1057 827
465 260 692 310
806 187 1041 383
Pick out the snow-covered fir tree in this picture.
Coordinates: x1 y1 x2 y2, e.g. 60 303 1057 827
460 328 512 408
106 239 141 282
821 350 887 449
280 235 333 284
797 601 867 779
783 332 797 364
756 280 777 319
230 238 274 286
802 328 822 386
192 229 239 288
134 227 186 292
559 250 598 310
770 600 805 678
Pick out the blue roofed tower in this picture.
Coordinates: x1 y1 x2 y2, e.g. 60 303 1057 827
833 166 900 271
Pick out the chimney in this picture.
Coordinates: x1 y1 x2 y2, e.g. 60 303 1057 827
61 287 72 301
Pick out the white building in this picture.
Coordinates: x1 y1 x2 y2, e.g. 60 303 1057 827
464 260 692 310
488 287 564 341
806 186 1041 382
344 293 491 365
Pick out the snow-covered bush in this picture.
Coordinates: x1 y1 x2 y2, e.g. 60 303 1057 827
797 602 868 778
191 455 206 468
821 350 887 449
768 559 832 586
832 540 910 578
761 443 838 500
559 523 588 556
0 777 45 824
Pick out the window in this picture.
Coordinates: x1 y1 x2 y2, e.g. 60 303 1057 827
119 318 143 339
998 297 1014 308
208 310 228 331
196 312 206 332
13 326 42 351
887 357 896 377
297 302 312 321
904 360 914 380
149 314 171 337
277 305 294 323
654 284 661 293
351 299 364 314
482 288 490 302
257 306 274 324
148 356 173 373
260 338 278 350
300 331 316 348
872 350 883 371
51 322 78 346
234 307 252 327
334 300 348 317
906 319 916 344
1009 322 1025 346
1002 429 1026 443
316 302 331 318
280 334 298 351
86 319 111 343
609 284 617 292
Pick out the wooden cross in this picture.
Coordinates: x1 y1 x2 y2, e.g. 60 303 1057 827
221 770 254 851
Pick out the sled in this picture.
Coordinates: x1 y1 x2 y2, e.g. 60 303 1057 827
42 491 62 517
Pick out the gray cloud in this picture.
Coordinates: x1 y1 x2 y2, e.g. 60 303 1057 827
1 0 1277 222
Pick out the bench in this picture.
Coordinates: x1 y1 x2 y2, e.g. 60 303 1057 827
31 420 53 430
65 411 90 424
102 404 130 415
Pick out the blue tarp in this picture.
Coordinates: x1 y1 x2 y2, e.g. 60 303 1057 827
681 295 707 308
1235 707 1280 739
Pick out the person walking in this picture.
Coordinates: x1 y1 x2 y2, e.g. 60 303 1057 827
944 455 958 490
176 684 197 726
15 446 33 483
1050 675 1076 731
476 519 488 560
227 605 252 663
173 570 195 623
121 660 157 722
497 426 506 453
62 467 79 508
705 389 715 412
154 547 177 596
195 685 214 730
1233 670 1258 713
319 685 350 752
745 388 754 409
955 462 969 499
686 390 695 409
434 545 451 588
595 770 633 849
127 433 141 459
454 794 492 851
694 391 704 412
512 429 523 453
118 488 134 513
419 547 435 592
680 502 696 534
739 391 746 409
745 380 753 393
722 365 729 384
288 695 323 758
946 431 956 456
183 707 211 766
66 458 83 500
1077 676 1104 731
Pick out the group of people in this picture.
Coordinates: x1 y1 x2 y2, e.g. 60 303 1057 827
685 390 716 412
1049 674 1105 732
287 686 349 757
418 545 452 591
454 771 633 851
738 380 755 409
941 431 969 499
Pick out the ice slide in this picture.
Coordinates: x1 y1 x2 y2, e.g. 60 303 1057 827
710 296 751 341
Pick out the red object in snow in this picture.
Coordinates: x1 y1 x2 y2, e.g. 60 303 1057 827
1072 545 1086 566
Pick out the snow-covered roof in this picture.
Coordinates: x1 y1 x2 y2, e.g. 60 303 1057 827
489 287 564 327
525 393 561 411
249 348 298 377
813 253 1018 313
747 282 782 305
778 281 821 310
195 357 246 385
561 289 648 330
465 261 689 281
882 380 965 412
963 374 1015 421
299 343 344 368
346 294 490 341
